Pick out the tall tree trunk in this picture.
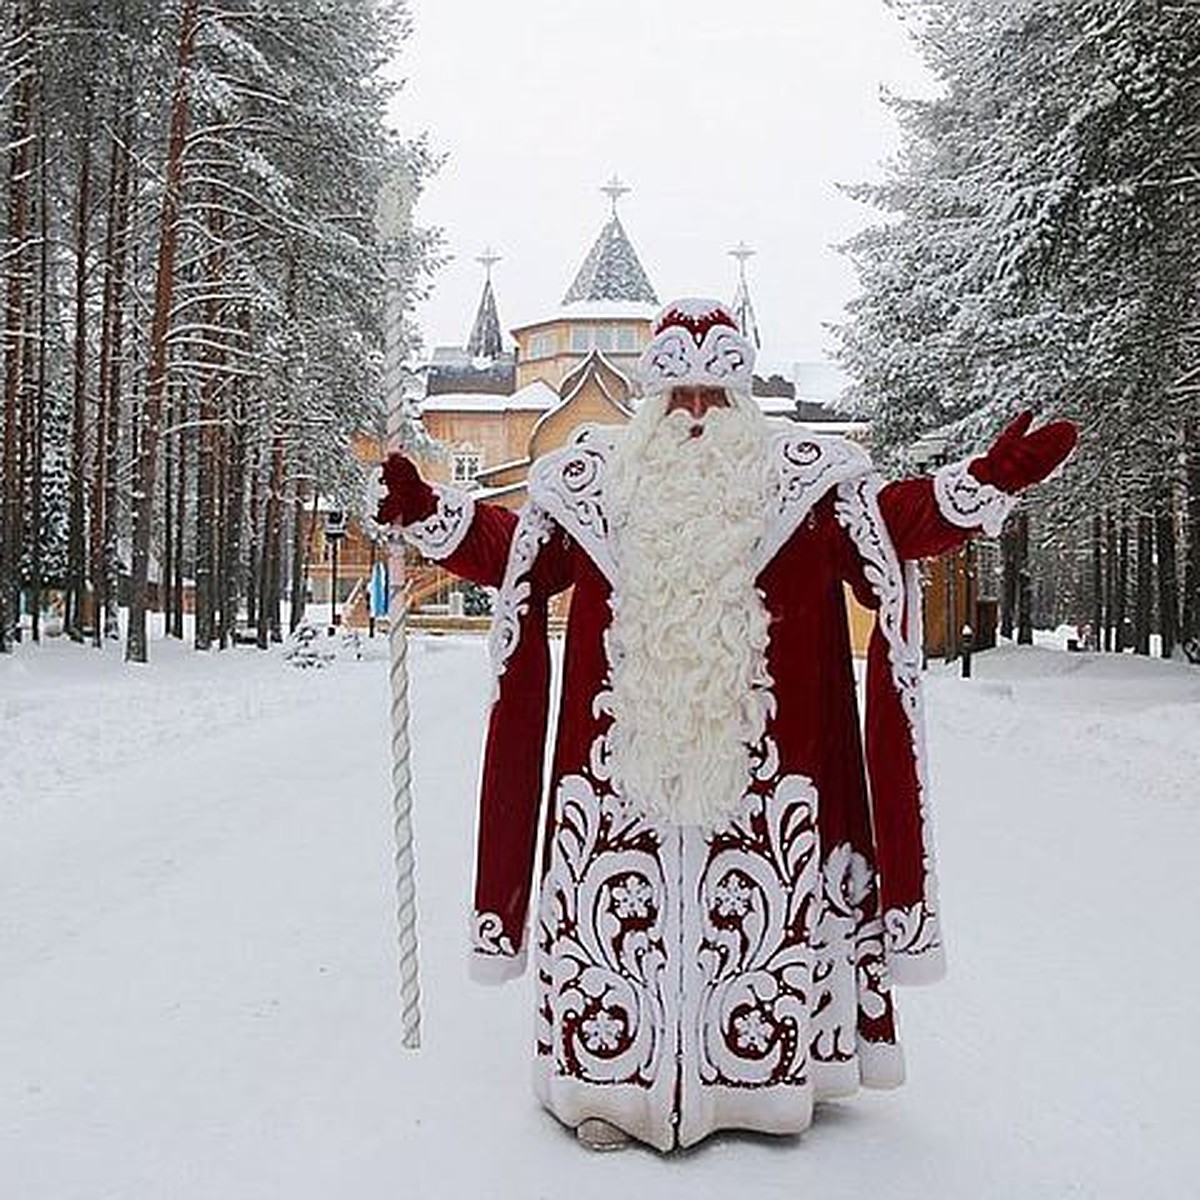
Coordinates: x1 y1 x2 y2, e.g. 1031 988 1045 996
67 125 92 642
162 390 174 636
219 401 245 647
266 434 285 644
1134 511 1152 656
29 69 48 644
1000 519 1018 640
215 413 230 648
1016 511 1032 645
1184 427 1200 649
92 101 127 647
19 297 34 635
126 0 200 664
1091 511 1103 650
245 444 261 634
1105 509 1117 651
288 480 308 633
1156 496 1178 659
255 447 276 651
194 374 217 648
171 388 187 639
102 105 133 643
2 15 34 652
1114 512 1129 651
194 189 223 650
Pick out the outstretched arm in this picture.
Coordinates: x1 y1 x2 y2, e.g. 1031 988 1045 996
376 452 517 586
880 413 1077 560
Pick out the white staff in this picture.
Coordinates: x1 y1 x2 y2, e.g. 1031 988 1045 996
378 173 420 1050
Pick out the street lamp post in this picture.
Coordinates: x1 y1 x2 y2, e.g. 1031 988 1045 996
325 510 347 629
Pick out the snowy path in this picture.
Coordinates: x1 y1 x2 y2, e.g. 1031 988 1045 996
2 636 1198 1198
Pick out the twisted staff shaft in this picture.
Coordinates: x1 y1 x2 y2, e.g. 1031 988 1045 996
387 537 421 1049
380 197 420 1048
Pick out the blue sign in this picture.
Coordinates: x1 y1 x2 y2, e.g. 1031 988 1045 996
369 562 389 618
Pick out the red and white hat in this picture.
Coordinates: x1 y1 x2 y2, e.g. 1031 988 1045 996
635 298 755 396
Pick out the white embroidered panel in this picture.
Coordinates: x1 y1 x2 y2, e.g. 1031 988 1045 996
400 483 476 560
487 503 556 701
527 424 875 584
636 320 755 395
527 425 619 584
473 910 517 957
832 476 944 978
534 749 899 1124
932 458 1017 537
754 430 874 571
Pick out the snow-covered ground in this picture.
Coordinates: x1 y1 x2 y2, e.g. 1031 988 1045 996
2 631 1198 1198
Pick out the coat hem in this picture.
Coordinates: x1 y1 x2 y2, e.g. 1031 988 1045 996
888 945 947 986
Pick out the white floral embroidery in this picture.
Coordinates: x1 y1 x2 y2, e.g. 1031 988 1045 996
637 321 755 396
833 477 944 973
611 874 654 919
854 917 890 1021
823 844 874 919
883 902 941 959
473 911 516 958
527 425 618 584
400 483 476 560
733 1010 774 1053
487 503 555 702
581 1008 625 1052
527 425 877 588
932 458 1017 537
754 430 873 570
712 872 753 918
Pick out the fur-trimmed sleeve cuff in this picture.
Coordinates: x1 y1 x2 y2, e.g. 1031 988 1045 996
400 483 476 560
932 459 1017 537
469 911 527 986
884 899 947 985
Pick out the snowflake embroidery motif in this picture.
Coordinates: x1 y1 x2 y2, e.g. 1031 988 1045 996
713 872 753 918
581 1008 624 1053
733 1009 774 1053
611 874 653 919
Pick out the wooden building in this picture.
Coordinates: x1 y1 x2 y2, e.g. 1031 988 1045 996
312 183 996 661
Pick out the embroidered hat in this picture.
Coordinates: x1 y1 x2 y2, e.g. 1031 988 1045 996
635 298 755 396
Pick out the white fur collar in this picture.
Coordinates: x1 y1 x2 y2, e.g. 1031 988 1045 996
527 422 874 585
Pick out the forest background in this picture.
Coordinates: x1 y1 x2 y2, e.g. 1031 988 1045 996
1 0 1197 662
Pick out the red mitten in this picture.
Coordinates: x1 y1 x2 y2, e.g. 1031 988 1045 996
376 452 437 526
969 412 1078 493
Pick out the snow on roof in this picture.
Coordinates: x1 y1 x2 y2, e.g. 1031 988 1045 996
557 299 659 322
748 357 849 403
756 396 798 415
798 420 868 437
509 299 659 333
420 378 558 414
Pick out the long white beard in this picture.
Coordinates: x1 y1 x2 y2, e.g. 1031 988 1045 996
603 393 774 827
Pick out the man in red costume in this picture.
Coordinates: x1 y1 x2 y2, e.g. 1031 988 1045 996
377 299 1075 1152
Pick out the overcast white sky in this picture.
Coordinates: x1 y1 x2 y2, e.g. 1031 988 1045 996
384 0 933 367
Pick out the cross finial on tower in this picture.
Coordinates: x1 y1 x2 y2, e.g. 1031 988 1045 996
476 246 501 281
601 174 630 217
729 241 761 349
730 240 756 278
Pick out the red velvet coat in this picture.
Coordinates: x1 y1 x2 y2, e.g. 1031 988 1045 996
398 423 1014 1150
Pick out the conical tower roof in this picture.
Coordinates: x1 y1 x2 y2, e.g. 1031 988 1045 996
562 213 658 306
466 276 503 360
